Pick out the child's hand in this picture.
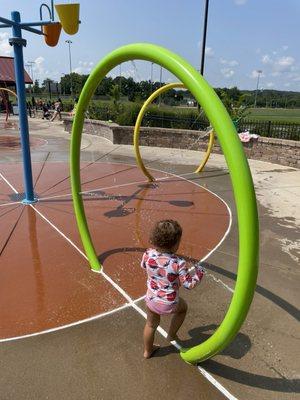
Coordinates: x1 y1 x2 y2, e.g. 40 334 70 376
195 262 206 274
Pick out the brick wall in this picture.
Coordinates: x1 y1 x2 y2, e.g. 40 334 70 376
63 117 300 169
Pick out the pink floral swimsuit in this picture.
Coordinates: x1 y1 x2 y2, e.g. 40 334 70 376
141 248 204 315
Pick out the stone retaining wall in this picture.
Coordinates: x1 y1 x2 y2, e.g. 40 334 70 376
63 117 300 168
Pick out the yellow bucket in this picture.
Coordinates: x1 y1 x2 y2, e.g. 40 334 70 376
55 3 80 35
43 22 62 47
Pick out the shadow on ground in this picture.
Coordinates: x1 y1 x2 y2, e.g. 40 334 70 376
99 247 300 394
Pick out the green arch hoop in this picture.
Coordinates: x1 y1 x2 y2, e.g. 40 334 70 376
70 43 259 364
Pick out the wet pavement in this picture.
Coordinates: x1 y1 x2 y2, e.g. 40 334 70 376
0 117 299 399
0 161 229 339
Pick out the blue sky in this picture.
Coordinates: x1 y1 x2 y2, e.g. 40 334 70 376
1 0 299 91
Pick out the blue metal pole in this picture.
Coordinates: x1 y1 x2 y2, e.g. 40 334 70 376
10 11 36 203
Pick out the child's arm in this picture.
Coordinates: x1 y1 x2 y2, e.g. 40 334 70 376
140 251 148 269
178 260 205 290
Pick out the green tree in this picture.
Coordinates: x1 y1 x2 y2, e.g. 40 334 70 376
32 79 42 94
95 76 113 96
219 90 250 123
110 84 120 108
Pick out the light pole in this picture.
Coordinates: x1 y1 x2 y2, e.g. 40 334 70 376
26 60 35 93
150 62 154 86
200 0 210 76
61 73 66 95
254 70 262 108
65 39 73 96
119 63 122 94
198 0 209 111
158 66 163 106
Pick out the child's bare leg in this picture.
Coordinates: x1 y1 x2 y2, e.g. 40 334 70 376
143 307 160 358
167 297 187 341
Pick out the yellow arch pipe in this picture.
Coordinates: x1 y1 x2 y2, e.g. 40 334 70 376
0 87 17 98
133 82 215 181
0 87 17 122
194 127 215 173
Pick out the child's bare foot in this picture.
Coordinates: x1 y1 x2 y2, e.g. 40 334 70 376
143 344 160 359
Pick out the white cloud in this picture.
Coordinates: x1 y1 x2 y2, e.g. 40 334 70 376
259 53 296 79
220 58 238 67
0 32 12 56
221 68 235 78
34 56 45 80
122 68 136 79
250 70 264 79
74 60 95 75
234 0 248 5
276 56 295 71
31 56 60 82
205 47 214 57
73 67 83 74
109 66 136 80
261 54 272 64
266 82 274 88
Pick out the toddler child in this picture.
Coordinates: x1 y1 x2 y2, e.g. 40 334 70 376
141 219 205 358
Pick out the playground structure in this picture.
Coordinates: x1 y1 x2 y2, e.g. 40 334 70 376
0 1 259 364
1 3 299 398
70 43 259 364
0 1 80 204
133 82 215 182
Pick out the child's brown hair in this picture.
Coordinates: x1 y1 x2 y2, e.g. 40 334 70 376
150 219 182 251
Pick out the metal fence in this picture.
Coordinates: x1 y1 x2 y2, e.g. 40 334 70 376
144 114 209 131
238 119 300 141
144 115 300 141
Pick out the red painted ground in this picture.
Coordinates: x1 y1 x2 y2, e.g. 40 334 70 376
0 162 230 339
0 135 46 150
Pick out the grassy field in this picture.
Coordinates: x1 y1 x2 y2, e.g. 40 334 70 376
171 105 300 124
246 108 300 123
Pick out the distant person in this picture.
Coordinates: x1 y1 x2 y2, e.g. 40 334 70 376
50 98 63 121
42 102 50 120
31 96 36 117
27 101 32 118
31 96 36 109
58 98 63 111
38 98 43 110
141 219 205 358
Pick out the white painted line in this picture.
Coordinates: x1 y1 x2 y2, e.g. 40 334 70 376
30 204 88 260
0 167 237 400
0 200 22 207
0 303 130 343
38 170 193 202
100 270 133 303
197 366 239 400
0 171 19 194
34 162 234 296
133 294 146 304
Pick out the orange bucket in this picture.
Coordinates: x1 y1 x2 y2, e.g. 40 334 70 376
55 3 80 35
43 22 62 47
